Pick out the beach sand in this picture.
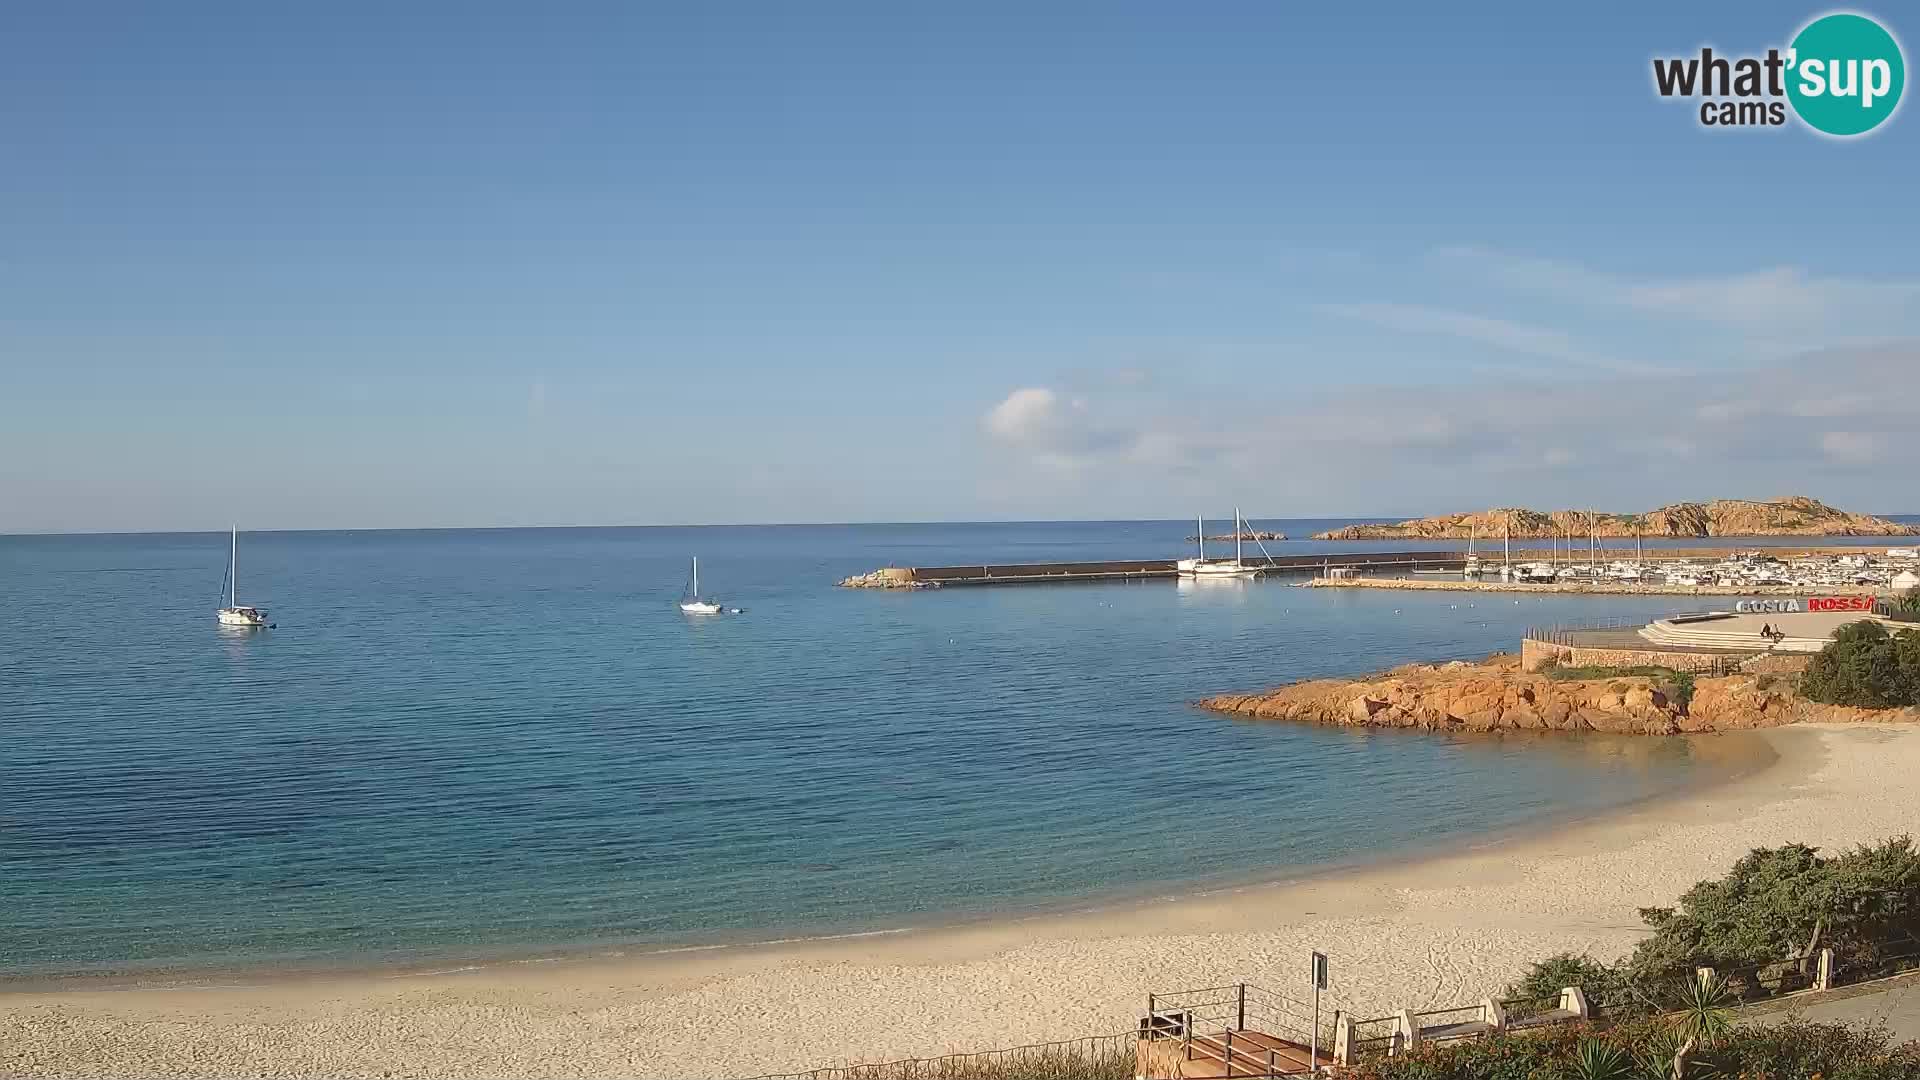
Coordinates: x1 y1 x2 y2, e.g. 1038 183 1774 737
6 724 1917 1079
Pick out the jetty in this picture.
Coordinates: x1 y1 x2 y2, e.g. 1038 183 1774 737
839 551 1468 588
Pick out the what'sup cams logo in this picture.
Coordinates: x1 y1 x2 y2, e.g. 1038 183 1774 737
1652 11 1905 136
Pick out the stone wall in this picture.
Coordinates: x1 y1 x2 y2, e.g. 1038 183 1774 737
1520 638 1575 672
1520 636 1739 674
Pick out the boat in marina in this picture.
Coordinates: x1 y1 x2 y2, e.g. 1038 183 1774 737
1177 508 1264 577
216 527 270 628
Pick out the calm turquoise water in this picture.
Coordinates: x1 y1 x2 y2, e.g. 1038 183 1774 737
3 520 1908 980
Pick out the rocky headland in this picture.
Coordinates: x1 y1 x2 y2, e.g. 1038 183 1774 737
1197 654 1919 735
1314 496 1915 541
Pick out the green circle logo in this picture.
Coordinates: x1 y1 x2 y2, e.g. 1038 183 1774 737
1787 12 1905 136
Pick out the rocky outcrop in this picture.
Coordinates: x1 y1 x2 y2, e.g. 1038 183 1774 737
838 568 935 589
1314 497 1915 541
1197 655 1915 735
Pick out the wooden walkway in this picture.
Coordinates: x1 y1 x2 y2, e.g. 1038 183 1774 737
1139 1029 1329 1078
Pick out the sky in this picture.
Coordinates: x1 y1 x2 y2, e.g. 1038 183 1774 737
2 1 1916 533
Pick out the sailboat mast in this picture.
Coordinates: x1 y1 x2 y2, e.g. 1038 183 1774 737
1235 506 1243 565
692 556 700 598
229 527 238 607
1197 515 1205 562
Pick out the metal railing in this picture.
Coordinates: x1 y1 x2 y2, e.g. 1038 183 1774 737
1496 992 1562 1020
1833 938 1920 987
1713 956 1819 1001
1523 612 1720 646
1140 982 1329 1077
1344 1015 1401 1060
1409 1004 1490 1043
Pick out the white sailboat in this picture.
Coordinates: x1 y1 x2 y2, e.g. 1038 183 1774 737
678 557 725 615
216 527 270 627
1178 508 1263 577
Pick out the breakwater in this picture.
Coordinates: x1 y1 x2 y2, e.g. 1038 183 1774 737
839 550 1468 587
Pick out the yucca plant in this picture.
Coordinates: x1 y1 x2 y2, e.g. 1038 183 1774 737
1646 974 1732 1080
1572 1037 1633 1080
1630 1023 1718 1080
1670 975 1733 1047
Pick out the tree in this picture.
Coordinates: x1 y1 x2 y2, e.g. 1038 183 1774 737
1628 838 1920 986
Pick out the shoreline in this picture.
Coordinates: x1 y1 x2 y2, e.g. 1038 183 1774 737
0 726 1771 995
15 725 1920 1079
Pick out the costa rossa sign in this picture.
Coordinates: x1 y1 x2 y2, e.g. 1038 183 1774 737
1735 596 1876 613
1811 595 1877 611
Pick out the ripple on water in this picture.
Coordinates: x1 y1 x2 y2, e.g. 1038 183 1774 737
0 522 1751 977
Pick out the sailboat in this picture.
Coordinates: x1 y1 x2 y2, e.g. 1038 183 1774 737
678 557 725 615
1178 508 1263 577
216 527 270 627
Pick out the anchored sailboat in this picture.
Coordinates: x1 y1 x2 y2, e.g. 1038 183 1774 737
1177 507 1265 577
216 527 270 627
678 557 726 615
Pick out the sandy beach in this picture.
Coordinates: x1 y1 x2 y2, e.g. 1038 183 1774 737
6 724 1918 1079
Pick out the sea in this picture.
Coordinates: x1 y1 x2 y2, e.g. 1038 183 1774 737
3 518 1915 981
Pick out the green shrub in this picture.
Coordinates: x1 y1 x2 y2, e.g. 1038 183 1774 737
1537 665 1696 711
1507 954 1639 1015
1712 1018 1920 1080
1342 1023 1581 1080
1896 586 1920 620
1628 837 1920 987
1799 622 1920 708
1345 1020 1920 1080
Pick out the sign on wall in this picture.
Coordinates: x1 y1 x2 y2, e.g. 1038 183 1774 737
1734 596 1876 614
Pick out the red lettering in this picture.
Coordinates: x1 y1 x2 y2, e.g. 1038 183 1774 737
1811 596 1875 611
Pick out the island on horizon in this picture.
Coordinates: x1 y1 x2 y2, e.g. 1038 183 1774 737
1314 495 1916 541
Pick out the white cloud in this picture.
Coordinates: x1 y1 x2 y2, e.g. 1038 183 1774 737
979 342 1920 509
1820 430 1883 464
1437 247 1920 335
1315 301 1663 375
981 386 1149 470
983 387 1064 444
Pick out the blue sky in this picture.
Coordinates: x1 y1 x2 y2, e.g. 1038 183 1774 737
3 2 1916 532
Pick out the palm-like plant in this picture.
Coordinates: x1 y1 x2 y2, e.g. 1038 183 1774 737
1573 1037 1633 1080
1651 974 1733 1079
1671 974 1733 1046
1631 1024 1719 1080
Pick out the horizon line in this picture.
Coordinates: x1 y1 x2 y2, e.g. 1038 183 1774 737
6 509 1918 541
